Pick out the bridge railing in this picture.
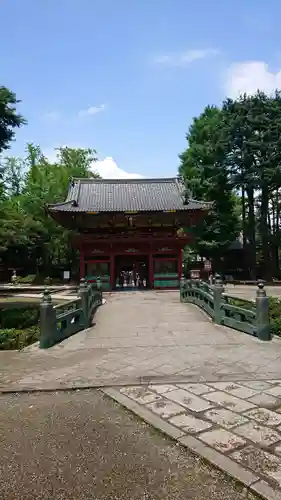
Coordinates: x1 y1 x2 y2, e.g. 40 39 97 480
180 276 271 341
39 278 102 348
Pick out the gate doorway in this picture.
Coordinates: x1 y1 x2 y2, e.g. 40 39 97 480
114 255 149 290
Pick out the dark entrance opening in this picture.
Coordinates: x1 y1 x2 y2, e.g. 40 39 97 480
114 254 149 290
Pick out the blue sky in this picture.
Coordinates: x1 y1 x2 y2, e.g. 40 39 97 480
1 0 281 178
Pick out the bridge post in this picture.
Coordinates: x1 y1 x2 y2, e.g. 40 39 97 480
256 281 271 341
213 274 224 325
40 289 57 348
79 278 90 328
180 273 186 302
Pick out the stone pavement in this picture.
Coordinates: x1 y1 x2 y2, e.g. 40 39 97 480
225 284 281 300
2 290 281 498
104 380 281 499
1 290 281 391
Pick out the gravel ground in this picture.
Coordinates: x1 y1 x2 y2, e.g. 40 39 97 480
0 389 258 500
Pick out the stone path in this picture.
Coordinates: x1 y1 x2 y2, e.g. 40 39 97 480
104 380 281 499
225 284 281 300
1 290 281 391
2 290 281 498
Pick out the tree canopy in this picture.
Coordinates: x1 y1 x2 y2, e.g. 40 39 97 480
0 86 25 153
0 143 100 279
179 91 281 279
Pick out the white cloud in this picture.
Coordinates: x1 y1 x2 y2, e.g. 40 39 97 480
153 48 219 67
78 104 106 117
93 157 143 179
224 61 281 98
43 149 143 179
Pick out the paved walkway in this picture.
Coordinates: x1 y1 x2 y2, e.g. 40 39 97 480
2 290 281 498
1 291 281 391
106 380 281 499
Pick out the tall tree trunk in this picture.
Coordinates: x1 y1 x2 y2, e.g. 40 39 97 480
242 186 247 248
260 186 271 279
247 187 256 280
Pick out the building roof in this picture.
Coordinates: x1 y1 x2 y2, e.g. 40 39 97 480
48 177 212 213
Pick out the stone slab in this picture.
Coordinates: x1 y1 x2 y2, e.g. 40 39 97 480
203 391 256 413
178 434 258 487
119 386 162 405
198 428 246 453
165 388 214 412
176 383 215 395
208 381 259 399
232 445 281 487
234 421 281 446
103 387 281 499
168 413 212 433
250 480 281 500
148 384 175 394
239 380 273 391
146 399 185 419
248 392 281 409
244 407 281 427
204 408 249 429
102 387 185 441
266 385 281 397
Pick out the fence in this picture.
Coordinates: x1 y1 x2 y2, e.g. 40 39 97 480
180 276 271 341
39 278 102 348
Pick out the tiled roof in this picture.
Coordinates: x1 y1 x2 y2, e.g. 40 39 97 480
49 177 211 213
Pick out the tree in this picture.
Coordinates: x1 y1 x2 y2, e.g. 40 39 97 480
0 144 100 278
179 106 239 269
222 91 281 279
0 86 26 153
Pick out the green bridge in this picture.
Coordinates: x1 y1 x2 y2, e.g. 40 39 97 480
38 276 271 349
180 276 271 342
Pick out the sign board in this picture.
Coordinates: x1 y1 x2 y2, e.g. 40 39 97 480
190 269 200 279
63 270 70 280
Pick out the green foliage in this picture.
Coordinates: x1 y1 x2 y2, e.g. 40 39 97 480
179 92 281 279
0 142 100 277
0 305 40 350
0 306 39 329
0 325 39 350
179 106 239 264
16 274 36 284
0 86 26 153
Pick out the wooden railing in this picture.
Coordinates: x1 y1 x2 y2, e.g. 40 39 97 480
180 276 271 341
39 279 102 348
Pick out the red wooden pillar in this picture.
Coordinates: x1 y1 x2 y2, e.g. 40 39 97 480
148 246 153 289
110 251 115 290
178 246 183 283
80 247 85 279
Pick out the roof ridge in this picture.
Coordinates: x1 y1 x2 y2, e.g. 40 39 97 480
70 177 178 184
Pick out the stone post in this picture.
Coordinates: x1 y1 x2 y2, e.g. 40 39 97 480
79 278 89 328
213 273 224 325
96 276 102 303
180 272 186 302
39 289 57 348
256 281 271 341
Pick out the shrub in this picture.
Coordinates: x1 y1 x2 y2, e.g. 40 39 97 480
17 274 36 284
0 325 39 350
44 276 53 285
0 307 39 329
